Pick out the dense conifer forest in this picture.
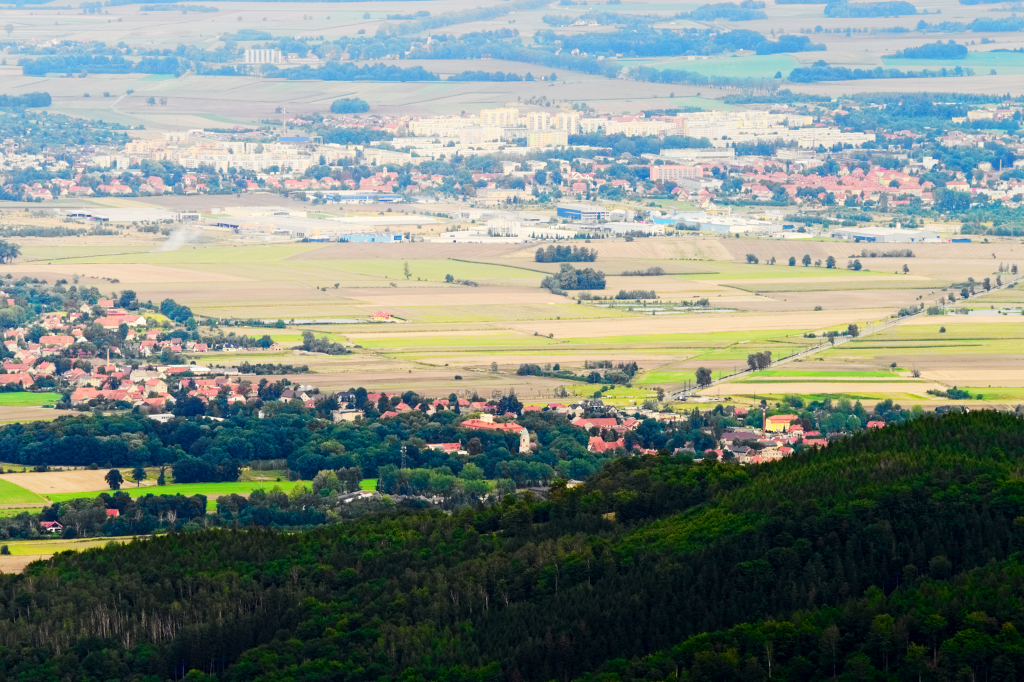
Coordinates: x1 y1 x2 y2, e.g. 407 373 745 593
1 411 1024 681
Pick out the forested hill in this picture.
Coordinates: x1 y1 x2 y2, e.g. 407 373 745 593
5 411 1024 681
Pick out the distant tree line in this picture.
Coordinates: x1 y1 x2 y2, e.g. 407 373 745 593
535 245 598 263
688 1 766 21
789 60 973 82
621 267 665 276
824 0 917 16
235 362 312 375
0 92 50 108
892 40 968 59
615 289 657 299
21 54 181 76
448 70 534 82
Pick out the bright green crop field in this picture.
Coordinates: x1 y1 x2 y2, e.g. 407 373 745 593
0 479 47 505
0 393 61 407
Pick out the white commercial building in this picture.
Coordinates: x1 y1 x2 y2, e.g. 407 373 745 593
831 227 941 243
244 49 282 64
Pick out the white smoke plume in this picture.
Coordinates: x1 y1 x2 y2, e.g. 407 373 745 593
159 227 205 252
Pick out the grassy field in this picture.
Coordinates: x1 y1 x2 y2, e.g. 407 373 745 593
45 481 296 503
44 479 380 502
882 51 1024 75
630 54 798 79
0 393 61 407
0 479 48 505
740 370 898 378
0 508 45 517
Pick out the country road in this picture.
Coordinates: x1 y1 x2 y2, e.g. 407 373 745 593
672 273 1023 399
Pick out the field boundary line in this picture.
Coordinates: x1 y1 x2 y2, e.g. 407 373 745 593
447 258 551 275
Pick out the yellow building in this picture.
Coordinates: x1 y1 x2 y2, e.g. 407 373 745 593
764 414 798 433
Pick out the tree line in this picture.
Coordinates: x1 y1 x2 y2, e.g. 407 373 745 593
535 245 598 263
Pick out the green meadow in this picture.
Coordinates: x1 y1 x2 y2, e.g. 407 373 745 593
882 51 1024 75
44 479 380 504
45 481 293 503
652 54 798 79
0 393 61 407
741 370 897 378
0 479 47 505
832 322 1024 358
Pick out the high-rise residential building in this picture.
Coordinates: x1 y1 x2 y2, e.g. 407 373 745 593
527 112 552 131
554 112 580 134
528 130 568 147
481 108 520 127
649 165 704 182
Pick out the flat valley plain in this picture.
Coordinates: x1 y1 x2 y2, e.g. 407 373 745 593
4 0 1024 123
10 218 1024 410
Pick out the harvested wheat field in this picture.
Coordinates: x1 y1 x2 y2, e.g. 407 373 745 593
0 470 154 495
0 555 44 574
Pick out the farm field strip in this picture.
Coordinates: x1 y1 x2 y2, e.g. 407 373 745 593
0 479 48 505
379 304 630 324
738 369 899 378
725 282 943 293
681 265 892 281
737 374 921 378
43 481 305 502
0 393 61 407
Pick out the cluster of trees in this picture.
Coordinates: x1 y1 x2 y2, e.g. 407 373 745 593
892 40 968 59
927 386 978 399
329 97 370 113
789 60 973 82
746 350 773 370
541 263 606 292
615 289 657 299
517 360 638 385
158 297 193 324
234 362 311 375
688 1 766 21
534 245 598 263
3 412 1023 680
0 91 50 108
824 0 917 16
376 463 509 499
297 330 349 355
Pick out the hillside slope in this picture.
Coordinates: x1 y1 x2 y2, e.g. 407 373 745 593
2 411 1023 681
